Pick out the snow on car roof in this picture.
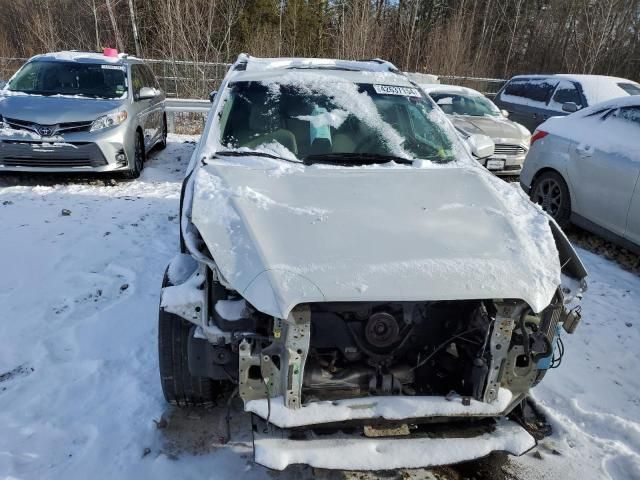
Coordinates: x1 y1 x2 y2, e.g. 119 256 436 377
29 51 138 65
237 53 398 73
420 83 483 97
228 54 409 86
571 94 640 117
231 68 413 87
509 74 640 105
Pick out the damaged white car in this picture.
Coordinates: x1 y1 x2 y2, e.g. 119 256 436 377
158 55 588 471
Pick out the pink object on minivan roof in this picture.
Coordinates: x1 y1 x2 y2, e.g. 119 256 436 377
103 48 118 57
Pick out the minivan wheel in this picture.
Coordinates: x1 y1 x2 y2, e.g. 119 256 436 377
124 132 145 179
158 116 167 150
530 171 571 228
158 266 219 407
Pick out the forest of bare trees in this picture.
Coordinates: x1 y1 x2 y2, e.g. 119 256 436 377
0 0 638 82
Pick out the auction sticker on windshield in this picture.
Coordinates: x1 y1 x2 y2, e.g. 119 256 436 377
373 85 421 97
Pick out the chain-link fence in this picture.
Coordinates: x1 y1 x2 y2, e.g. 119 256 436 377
1 56 506 99
145 59 231 98
436 75 506 98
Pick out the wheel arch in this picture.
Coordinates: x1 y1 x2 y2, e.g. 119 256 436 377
135 125 145 152
530 166 574 207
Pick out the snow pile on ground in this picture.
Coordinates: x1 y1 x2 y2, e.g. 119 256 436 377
0 136 639 479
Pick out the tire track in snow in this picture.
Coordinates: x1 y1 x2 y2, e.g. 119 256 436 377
535 397 640 479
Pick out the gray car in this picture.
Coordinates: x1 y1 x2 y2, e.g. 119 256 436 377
494 74 640 132
0 51 166 178
421 84 530 176
521 96 640 254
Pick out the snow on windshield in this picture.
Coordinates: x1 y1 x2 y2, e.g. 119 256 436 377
295 108 349 130
261 72 412 158
204 71 468 166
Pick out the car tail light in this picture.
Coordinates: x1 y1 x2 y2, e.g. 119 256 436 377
530 130 548 146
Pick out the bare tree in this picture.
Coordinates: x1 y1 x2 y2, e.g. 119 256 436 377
104 0 124 51
127 0 141 56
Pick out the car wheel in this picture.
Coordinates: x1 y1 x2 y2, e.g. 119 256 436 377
158 116 167 150
124 131 145 179
530 171 571 228
158 266 219 407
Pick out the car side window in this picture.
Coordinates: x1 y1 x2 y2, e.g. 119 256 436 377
143 65 160 90
131 64 145 99
610 106 640 126
502 78 556 104
502 79 528 100
549 80 583 111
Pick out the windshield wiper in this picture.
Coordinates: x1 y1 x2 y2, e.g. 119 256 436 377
15 90 59 96
215 150 302 163
303 153 414 166
75 93 114 99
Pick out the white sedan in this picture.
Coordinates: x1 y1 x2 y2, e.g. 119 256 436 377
521 96 640 254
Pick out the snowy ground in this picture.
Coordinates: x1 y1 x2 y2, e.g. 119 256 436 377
0 135 639 480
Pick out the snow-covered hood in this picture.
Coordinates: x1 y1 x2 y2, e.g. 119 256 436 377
0 94 123 124
191 159 561 318
450 115 530 141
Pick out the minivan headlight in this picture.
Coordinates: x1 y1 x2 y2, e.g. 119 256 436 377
90 110 128 132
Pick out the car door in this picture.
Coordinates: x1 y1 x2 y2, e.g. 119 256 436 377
131 64 153 148
566 107 640 238
142 64 165 144
617 106 640 247
545 80 586 118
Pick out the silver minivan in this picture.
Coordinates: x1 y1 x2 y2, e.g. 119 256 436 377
0 51 166 178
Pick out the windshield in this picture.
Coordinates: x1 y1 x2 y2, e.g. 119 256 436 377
430 92 501 117
7 61 127 99
217 78 457 164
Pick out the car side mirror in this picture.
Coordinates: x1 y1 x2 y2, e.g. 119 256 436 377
209 90 217 103
562 102 578 113
467 133 495 159
138 86 157 100
501 109 509 118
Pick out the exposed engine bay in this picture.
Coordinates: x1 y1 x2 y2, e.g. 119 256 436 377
183 267 579 413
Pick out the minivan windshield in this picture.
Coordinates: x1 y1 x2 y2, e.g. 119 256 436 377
7 60 127 99
430 92 501 117
217 79 457 164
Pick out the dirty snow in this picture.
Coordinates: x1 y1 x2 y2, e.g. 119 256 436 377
0 135 639 479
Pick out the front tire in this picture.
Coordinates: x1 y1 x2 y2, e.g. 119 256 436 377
157 115 167 150
530 171 571 228
124 131 145 179
158 267 218 407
